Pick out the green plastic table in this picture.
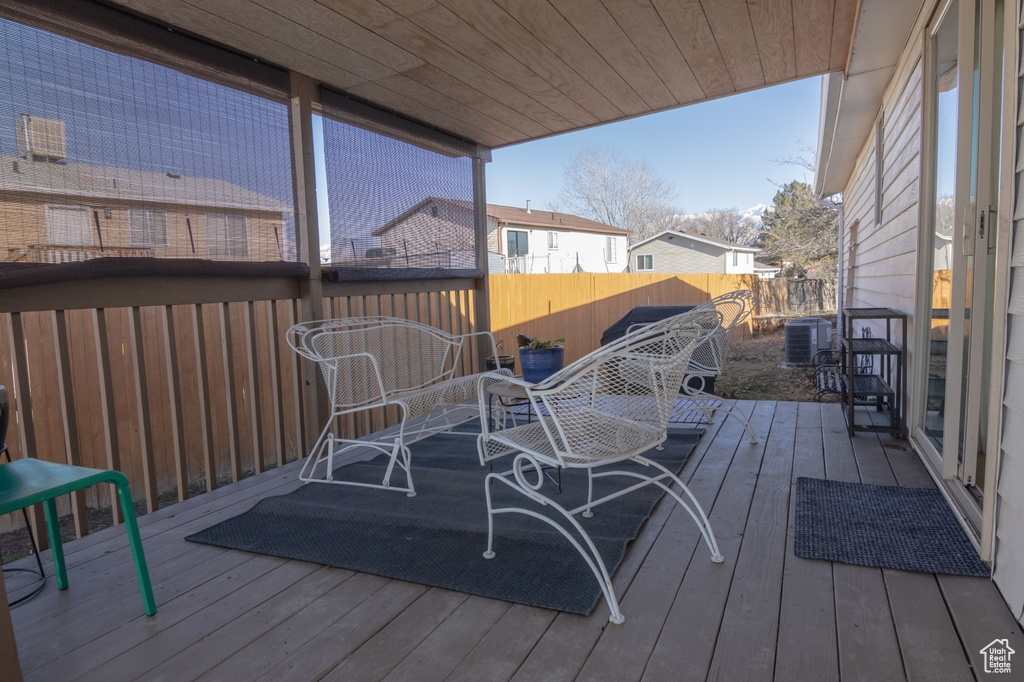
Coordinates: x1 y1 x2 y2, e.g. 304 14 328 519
0 459 156 616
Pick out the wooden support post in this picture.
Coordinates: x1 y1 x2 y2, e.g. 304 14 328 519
7 313 47 550
92 308 123 524
289 71 327 450
191 304 217 492
129 306 158 512
52 310 89 537
472 151 493 371
161 305 189 501
0 569 23 682
219 302 242 482
243 301 264 473
267 300 287 466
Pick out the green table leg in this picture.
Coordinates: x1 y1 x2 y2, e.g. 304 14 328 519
42 498 67 590
116 481 156 616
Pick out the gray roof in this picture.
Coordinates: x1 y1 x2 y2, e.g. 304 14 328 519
629 230 760 253
0 155 292 214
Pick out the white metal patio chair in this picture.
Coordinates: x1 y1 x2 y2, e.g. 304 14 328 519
287 316 509 496
476 309 724 624
681 290 759 444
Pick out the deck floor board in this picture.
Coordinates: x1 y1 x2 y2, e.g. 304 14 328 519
6 402 1018 681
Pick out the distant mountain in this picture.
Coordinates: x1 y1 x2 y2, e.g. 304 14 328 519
740 203 769 221
672 204 768 224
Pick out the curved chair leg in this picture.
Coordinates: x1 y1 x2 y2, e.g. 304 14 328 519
483 459 626 625
582 459 724 564
685 387 758 444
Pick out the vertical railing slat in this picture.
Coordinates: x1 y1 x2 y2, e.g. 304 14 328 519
267 300 286 466
9 313 47 549
287 299 305 458
244 301 264 473
50 312 87 532
219 302 242 481
129 306 159 513
161 305 189 502
52 310 89 537
92 308 123 524
192 304 217 492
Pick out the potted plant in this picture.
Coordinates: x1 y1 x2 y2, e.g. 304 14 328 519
518 336 566 383
485 340 516 374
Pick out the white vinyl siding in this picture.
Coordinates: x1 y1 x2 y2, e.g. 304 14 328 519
841 46 923 320
994 14 1024 622
206 213 248 259
630 235 727 273
129 208 167 246
45 204 92 246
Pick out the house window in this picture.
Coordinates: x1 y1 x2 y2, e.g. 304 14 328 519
636 254 653 271
732 251 738 267
129 209 168 246
605 237 617 262
507 230 528 257
45 204 93 246
547 231 559 250
206 213 248 259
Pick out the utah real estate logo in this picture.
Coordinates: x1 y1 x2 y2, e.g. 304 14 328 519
980 639 1015 674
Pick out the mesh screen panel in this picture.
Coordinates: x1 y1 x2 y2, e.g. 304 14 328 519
0 16 295 266
320 92 479 278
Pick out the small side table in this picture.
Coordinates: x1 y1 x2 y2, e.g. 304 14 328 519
0 459 156 616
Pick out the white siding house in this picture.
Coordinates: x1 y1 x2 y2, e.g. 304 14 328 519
486 204 630 274
816 0 1024 623
627 230 761 274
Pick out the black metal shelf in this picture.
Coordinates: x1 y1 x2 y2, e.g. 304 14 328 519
840 307 907 438
842 337 902 355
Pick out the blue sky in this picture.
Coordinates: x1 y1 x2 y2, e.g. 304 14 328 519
486 77 824 215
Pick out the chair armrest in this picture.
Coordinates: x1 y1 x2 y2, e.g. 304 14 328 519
320 351 390 408
451 330 501 366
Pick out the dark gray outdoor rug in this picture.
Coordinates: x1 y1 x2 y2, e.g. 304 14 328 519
186 429 703 615
794 477 990 577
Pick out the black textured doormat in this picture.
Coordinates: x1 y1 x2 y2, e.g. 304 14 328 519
794 477 989 577
187 430 702 615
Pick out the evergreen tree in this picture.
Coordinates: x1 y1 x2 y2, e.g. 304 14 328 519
760 181 839 278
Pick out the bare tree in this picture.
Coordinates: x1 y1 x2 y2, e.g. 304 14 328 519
680 209 761 246
555 148 678 243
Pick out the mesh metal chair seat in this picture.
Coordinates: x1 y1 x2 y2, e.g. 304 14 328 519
288 316 508 496
477 309 725 624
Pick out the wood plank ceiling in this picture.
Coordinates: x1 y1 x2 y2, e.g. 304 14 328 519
108 0 858 148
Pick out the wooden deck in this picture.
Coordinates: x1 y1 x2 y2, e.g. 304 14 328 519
6 401 1023 681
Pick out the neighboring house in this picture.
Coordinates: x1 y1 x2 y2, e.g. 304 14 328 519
370 196 476 269
753 261 782 279
627 230 761 275
0 117 292 264
485 203 630 274
815 0 1024 622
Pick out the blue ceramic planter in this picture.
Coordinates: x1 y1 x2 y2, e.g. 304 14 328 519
519 347 564 384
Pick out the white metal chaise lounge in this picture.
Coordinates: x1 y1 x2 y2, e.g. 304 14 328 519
287 316 509 496
476 308 724 624
682 290 759 444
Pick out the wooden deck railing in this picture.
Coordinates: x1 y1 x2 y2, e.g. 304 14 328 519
0 269 824 542
0 275 481 543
